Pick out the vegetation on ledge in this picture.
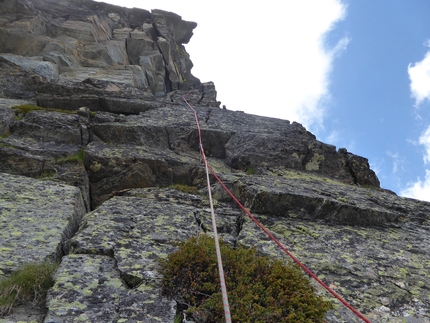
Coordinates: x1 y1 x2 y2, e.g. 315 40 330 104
56 149 85 165
159 235 332 323
0 261 58 316
169 183 201 195
12 104 97 118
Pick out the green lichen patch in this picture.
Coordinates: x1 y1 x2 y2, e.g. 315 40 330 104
68 195 198 286
159 235 333 322
0 261 58 316
0 173 86 275
45 254 176 322
248 216 430 321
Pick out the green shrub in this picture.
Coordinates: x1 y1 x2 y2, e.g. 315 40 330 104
0 261 58 316
159 235 332 323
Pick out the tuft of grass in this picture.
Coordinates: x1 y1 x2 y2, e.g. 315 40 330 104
12 104 82 116
169 184 201 195
159 235 333 323
245 167 256 175
56 149 85 165
35 169 57 180
12 104 45 116
0 131 11 140
0 261 58 316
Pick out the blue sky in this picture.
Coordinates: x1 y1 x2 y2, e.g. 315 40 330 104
323 1 430 201
98 0 430 201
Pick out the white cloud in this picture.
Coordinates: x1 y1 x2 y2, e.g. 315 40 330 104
408 51 430 107
96 0 348 132
419 126 430 164
325 130 340 144
400 126 430 201
401 169 430 202
386 151 405 174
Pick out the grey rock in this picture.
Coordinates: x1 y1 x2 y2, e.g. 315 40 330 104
0 54 59 81
11 110 81 145
0 173 86 275
0 104 16 135
45 254 176 322
112 27 132 40
83 141 199 207
0 0 209 101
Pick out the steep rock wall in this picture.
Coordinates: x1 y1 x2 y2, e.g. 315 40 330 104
0 1 429 322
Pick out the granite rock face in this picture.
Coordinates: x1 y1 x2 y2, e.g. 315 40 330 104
0 0 430 322
0 0 214 108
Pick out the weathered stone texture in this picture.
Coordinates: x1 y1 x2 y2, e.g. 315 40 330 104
0 0 205 102
44 254 176 323
0 173 86 276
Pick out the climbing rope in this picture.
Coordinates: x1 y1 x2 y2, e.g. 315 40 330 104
183 96 370 323
183 96 232 323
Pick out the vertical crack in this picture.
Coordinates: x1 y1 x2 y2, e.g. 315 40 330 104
231 214 245 248
164 126 172 150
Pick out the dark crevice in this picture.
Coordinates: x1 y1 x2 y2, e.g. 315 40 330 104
120 271 144 289
301 147 313 168
196 83 205 104
231 214 245 248
164 126 172 150
345 155 359 185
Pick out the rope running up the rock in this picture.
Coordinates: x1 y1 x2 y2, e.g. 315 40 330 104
183 96 371 323
182 96 232 323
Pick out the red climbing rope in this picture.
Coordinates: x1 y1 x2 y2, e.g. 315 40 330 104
183 96 370 323
183 96 232 323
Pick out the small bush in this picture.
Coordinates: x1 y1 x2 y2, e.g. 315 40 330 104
159 235 332 323
0 262 58 316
